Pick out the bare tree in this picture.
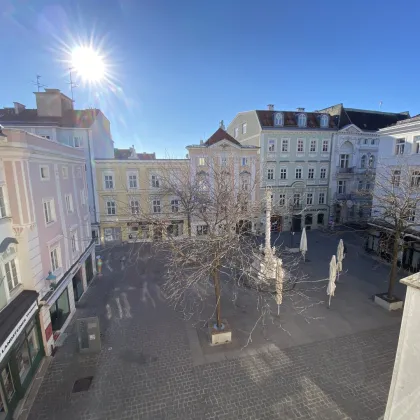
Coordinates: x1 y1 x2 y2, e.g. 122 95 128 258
368 156 420 298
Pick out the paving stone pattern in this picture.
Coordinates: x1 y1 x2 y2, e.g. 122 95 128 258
27 244 399 420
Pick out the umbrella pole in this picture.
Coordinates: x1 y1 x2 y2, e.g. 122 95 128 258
277 304 280 316
328 295 331 309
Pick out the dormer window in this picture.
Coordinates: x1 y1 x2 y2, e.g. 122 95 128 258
274 112 284 127
320 114 329 128
297 114 307 128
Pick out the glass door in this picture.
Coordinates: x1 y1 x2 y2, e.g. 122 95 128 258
0 364 17 419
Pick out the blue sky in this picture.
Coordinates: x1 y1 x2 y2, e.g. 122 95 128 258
2 0 419 157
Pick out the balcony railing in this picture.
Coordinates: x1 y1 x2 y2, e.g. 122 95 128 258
335 193 352 201
293 203 303 210
336 166 354 174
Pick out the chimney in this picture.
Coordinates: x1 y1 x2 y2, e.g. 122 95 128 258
267 104 274 111
296 107 305 112
13 102 26 115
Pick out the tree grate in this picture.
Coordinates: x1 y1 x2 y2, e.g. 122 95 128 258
72 376 93 393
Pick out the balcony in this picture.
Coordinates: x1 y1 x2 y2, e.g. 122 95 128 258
336 166 354 174
335 193 352 201
292 203 303 210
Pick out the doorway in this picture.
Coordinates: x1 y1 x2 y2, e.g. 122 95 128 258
292 215 302 232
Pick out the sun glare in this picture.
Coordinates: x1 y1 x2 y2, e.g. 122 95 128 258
71 46 106 83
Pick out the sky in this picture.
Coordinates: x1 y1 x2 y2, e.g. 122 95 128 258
1 0 420 157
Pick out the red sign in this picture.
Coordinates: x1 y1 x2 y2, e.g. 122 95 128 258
45 323 53 342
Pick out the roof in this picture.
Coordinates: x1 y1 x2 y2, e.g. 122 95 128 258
204 128 242 146
395 114 420 126
318 104 410 131
0 290 38 347
0 108 101 129
114 149 156 160
256 110 339 129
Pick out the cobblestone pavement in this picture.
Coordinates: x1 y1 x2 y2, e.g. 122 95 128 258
27 243 400 420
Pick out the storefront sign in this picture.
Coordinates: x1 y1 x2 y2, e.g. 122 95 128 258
0 301 37 363
305 207 328 213
45 323 53 342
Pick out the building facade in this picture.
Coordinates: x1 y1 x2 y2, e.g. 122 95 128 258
227 107 337 232
0 88 115 244
367 115 420 273
95 150 189 244
0 128 95 419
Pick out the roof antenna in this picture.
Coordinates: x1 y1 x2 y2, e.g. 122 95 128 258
67 68 78 103
379 101 383 110
32 75 47 92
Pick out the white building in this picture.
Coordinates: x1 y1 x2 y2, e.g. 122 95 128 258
0 89 115 244
367 115 420 273
227 106 338 232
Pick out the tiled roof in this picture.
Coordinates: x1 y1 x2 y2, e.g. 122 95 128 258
114 148 156 160
395 114 420 125
204 128 242 146
256 110 339 129
0 108 100 128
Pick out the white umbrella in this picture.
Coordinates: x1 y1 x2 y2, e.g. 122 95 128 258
336 239 344 282
275 258 284 315
300 227 308 262
327 255 337 308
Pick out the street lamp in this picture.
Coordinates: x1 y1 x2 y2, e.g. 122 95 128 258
46 271 57 289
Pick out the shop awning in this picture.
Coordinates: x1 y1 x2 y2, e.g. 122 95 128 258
0 290 38 361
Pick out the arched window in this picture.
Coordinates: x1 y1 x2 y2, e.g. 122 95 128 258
361 155 367 168
274 112 284 126
297 114 307 128
369 155 375 168
320 114 329 128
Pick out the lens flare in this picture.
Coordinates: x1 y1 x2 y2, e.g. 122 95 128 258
71 45 105 83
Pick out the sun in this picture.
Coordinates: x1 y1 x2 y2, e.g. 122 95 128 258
71 46 106 83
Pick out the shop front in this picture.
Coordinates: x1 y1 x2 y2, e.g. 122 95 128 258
303 206 328 230
0 291 44 420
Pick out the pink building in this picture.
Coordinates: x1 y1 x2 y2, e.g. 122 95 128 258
0 128 96 418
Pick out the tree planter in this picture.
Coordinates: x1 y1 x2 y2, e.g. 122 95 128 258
374 293 403 311
209 320 232 345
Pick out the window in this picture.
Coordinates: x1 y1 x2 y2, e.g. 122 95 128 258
71 231 78 254
411 171 420 188
153 199 161 213
274 112 284 126
293 193 301 205
241 177 250 191
339 154 349 168
371 139 375 145
308 168 315 179
104 174 114 189
75 167 82 178
221 157 227 167
50 289 70 332
305 214 313 225
106 200 116 215
280 168 287 179
392 170 401 186
338 180 347 194
279 194 286 206
151 175 160 188
234 127 239 138
322 140 329 152
320 114 329 128
41 135 50 139
74 136 82 147
310 139 317 152
320 167 327 179
80 189 86 206
365 182 371 190
5 259 19 291
62 166 68 179
295 168 302 179
40 165 49 180
361 155 367 168
368 155 375 168
318 192 325 204
128 174 138 189
196 225 208 235
0 186 7 218
306 193 313 205
281 139 289 152
408 205 416 222
358 180 364 191
395 138 405 155
130 199 140 214
198 157 206 166
268 139 275 152
50 247 60 272
415 136 420 154
65 194 73 213
267 169 274 180
317 213 324 225
364 139 368 145
242 123 247 134
171 199 179 213
43 199 55 224
297 114 307 127
297 139 304 153
241 157 248 166
198 176 208 191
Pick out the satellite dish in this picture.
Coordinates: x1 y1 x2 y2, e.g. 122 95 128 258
347 200 354 208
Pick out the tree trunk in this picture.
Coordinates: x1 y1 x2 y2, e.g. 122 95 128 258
388 232 400 299
187 213 191 237
213 264 222 329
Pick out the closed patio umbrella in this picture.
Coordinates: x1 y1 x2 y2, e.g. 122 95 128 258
337 239 344 282
300 227 308 262
327 255 337 309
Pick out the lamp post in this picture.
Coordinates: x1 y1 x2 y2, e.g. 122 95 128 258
46 271 57 289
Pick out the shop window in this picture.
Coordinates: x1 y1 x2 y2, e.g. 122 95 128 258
15 337 31 384
317 213 324 225
305 214 313 225
1 364 15 407
50 289 71 331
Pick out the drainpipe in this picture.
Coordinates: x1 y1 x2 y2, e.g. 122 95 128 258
87 130 97 225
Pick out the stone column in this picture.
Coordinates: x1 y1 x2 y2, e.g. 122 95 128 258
265 188 271 255
384 272 420 419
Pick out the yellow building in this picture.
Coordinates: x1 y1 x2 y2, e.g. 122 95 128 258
95 150 189 245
